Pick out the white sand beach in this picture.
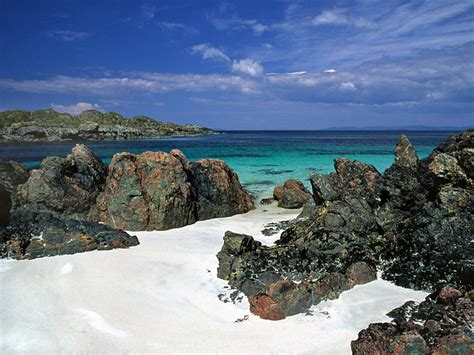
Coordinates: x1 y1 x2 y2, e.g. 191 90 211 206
0 204 428 354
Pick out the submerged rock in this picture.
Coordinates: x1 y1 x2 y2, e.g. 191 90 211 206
273 179 312 209
351 287 474 354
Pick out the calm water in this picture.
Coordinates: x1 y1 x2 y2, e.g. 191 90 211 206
0 131 456 196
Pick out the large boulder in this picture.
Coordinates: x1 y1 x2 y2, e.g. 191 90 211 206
273 179 312 209
190 159 254 220
97 151 254 231
97 151 196 231
16 144 107 219
351 287 474 354
381 130 473 292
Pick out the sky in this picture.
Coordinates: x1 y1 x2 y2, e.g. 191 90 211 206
0 0 473 129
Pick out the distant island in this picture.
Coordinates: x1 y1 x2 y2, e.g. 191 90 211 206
0 109 214 143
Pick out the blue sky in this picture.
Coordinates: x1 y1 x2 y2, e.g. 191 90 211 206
0 0 473 129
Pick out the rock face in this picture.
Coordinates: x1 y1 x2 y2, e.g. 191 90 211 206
17 144 107 220
0 208 139 259
0 160 29 226
0 109 214 142
273 179 312 209
97 151 197 231
351 287 473 354
217 129 473 321
97 150 254 231
190 159 254 220
1 144 140 260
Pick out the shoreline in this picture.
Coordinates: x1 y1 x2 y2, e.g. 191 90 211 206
0 204 428 354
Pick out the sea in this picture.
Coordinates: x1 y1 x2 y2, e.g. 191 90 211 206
0 130 457 197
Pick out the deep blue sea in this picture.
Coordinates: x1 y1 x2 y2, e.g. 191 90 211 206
0 131 457 196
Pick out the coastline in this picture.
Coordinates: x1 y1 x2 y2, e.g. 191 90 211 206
0 203 428 354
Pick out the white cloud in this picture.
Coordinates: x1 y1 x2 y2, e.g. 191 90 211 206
48 30 89 41
263 43 273 50
312 9 376 29
51 102 103 115
288 71 307 75
252 23 268 35
191 43 230 62
340 82 357 91
324 69 337 73
0 73 260 95
158 21 186 30
232 59 264 77
312 10 349 26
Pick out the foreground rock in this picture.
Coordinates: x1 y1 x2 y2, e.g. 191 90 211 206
351 287 474 354
97 150 254 230
17 144 107 220
0 208 139 259
0 160 29 226
0 109 214 142
273 179 312 209
217 130 473 320
2 145 251 258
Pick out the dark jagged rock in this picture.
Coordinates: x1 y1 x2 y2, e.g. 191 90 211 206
273 179 312 209
0 208 139 259
381 130 473 292
395 134 419 167
0 160 30 193
190 159 254 220
17 144 107 220
0 160 29 226
0 109 214 142
260 197 274 205
98 151 254 231
217 130 473 322
297 199 316 219
351 287 474 354
216 229 376 318
261 220 294 236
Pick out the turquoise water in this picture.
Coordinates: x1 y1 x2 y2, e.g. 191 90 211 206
0 131 456 196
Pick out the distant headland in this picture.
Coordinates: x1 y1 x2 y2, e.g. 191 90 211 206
0 109 214 143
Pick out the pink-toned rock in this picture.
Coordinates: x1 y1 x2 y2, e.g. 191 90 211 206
249 279 312 320
273 179 312 209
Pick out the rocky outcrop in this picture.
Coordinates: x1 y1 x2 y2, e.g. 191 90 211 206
0 208 139 259
17 144 107 220
0 160 29 226
97 150 254 231
0 109 214 143
217 129 473 321
351 287 473 354
273 179 312 209
216 230 376 319
97 151 197 231
190 159 254 220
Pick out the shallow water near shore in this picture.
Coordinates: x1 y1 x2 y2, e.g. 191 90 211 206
0 130 455 196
